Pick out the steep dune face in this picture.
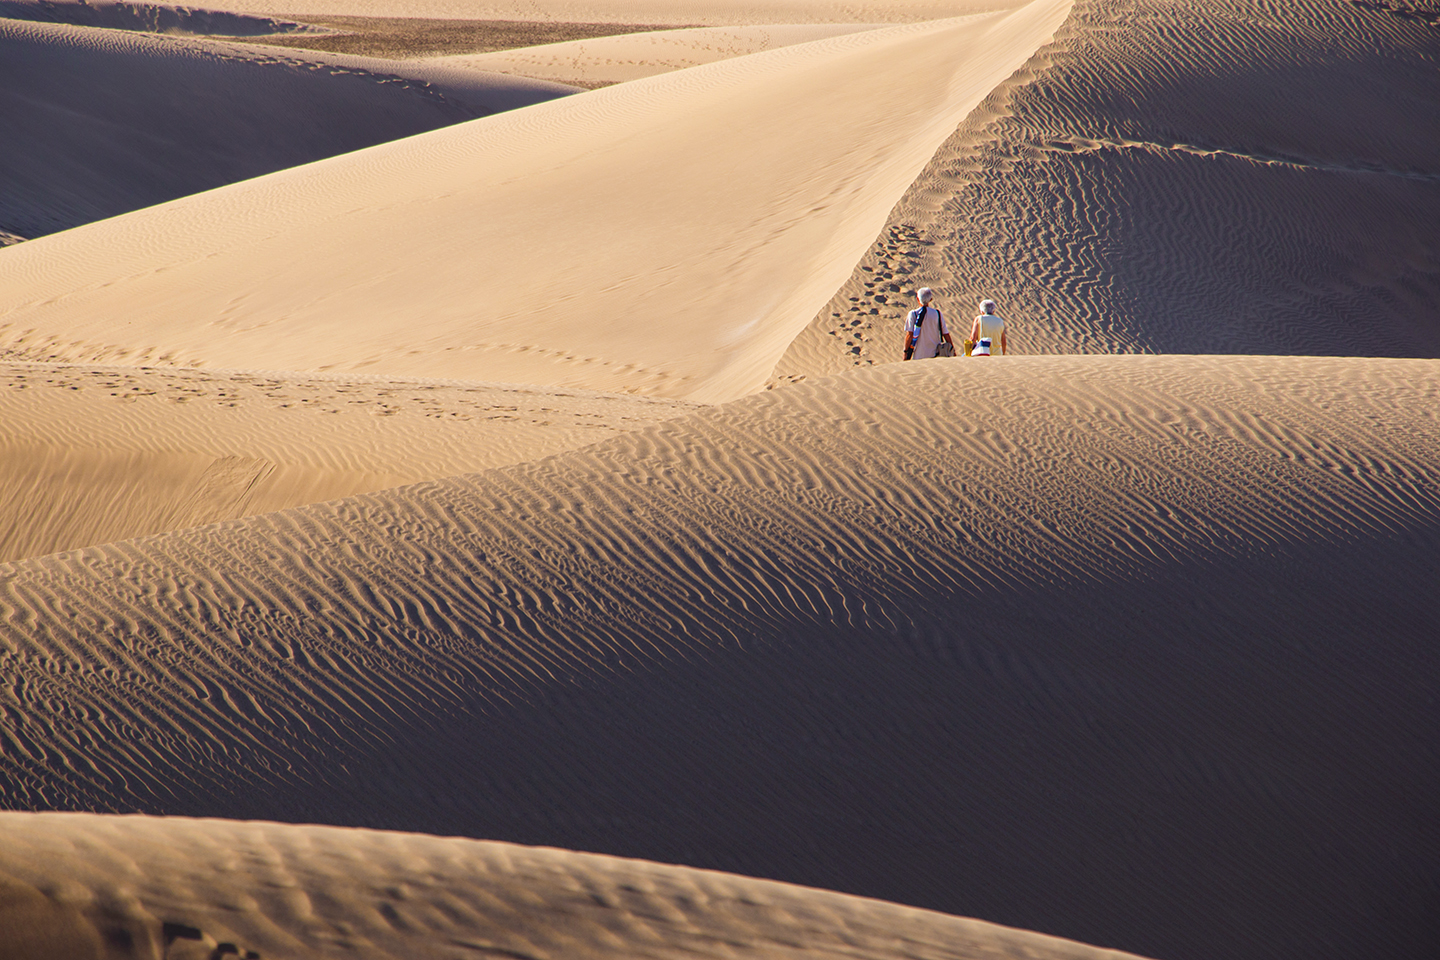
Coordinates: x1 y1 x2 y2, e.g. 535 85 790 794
3 357 1437 960
774 0 1440 382
0 814 1151 960
0 2 1074 401
0 18 577 241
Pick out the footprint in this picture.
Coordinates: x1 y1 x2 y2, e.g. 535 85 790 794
163 921 261 960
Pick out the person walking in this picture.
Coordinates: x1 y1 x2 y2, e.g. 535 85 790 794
968 299 1007 356
904 288 955 360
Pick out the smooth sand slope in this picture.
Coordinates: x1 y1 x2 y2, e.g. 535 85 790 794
0 814 1149 960
0 1 1073 401
3 356 1437 960
0 16 576 241
773 0 1440 383
437 23 882 85
0 363 693 563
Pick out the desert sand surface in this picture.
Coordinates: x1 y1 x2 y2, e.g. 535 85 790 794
434 22 883 85
0 14 577 241
4 356 1439 960
2 1 1438 960
0 2 1073 401
0 814 1149 960
0 363 693 563
773 0 1440 383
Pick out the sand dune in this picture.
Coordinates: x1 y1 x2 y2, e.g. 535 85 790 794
437 22 882 85
223 0 1021 25
0 17 576 241
773 0 1440 384
3 356 1436 960
0 1 1073 401
3 3 1436 960
0 814 1150 960
0 363 692 563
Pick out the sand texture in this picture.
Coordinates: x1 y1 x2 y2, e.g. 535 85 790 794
0 813 1151 960
3 1 1437 959
772 0 1440 385
0 16 577 241
435 22 883 85
0 2 1074 401
0 363 694 563
3 357 1437 960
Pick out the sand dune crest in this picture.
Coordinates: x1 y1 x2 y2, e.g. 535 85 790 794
0 1 1074 401
0 813 1151 960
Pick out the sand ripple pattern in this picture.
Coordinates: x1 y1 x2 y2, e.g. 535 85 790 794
2 356 1437 960
774 0 1440 382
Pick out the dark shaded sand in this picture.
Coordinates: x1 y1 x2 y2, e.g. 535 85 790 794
3 357 1437 960
0 17 575 240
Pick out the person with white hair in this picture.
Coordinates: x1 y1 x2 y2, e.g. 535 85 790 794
968 298 1007 356
903 287 955 361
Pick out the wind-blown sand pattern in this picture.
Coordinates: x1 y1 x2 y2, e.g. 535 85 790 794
2 1 1437 959
0 16 576 240
4 357 1438 960
0 363 693 562
0 1 1073 401
773 0 1440 383
0 814 1149 960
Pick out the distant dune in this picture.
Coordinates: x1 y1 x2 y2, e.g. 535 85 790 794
4 357 1437 960
435 22 883 86
216 0 1022 25
0 16 577 241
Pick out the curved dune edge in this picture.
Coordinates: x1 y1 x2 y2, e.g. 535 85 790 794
3 355 1437 959
0 362 694 563
771 0 1440 384
0 1 1075 402
0 17 577 241
435 22 884 85
0 813 1151 960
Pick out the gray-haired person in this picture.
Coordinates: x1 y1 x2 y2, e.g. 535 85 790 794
904 288 955 360
968 299 1007 356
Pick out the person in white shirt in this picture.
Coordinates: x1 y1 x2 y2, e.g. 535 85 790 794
968 299 1007 356
904 288 955 360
